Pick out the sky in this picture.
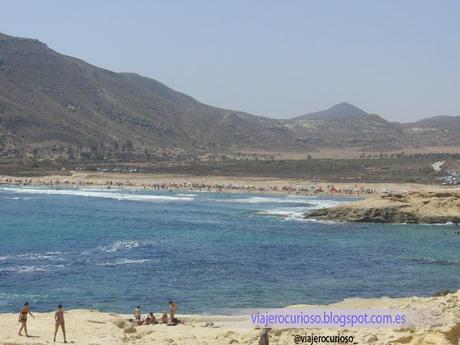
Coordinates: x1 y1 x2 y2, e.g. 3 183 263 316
1 0 459 122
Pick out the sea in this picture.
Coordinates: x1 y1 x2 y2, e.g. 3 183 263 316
0 186 459 314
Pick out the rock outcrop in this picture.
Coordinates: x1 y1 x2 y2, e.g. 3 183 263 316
306 191 460 224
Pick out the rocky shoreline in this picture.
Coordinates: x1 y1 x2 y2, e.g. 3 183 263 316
306 191 460 224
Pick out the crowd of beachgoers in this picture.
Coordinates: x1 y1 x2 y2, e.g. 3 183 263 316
14 301 272 344
1 177 378 195
129 301 181 327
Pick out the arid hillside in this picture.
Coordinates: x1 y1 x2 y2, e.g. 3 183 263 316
0 32 459 163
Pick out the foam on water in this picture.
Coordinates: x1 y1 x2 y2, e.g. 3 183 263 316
0 251 65 261
0 187 194 202
255 198 344 221
218 196 346 208
218 196 313 204
0 264 65 273
96 258 154 266
96 240 161 253
306 199 344 209
256 207 309 220
414 257 460 266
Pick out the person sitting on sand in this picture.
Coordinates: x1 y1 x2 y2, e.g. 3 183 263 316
54 304 67 343
18 302 35 337
132 306 145 325
161 312 168 324
148 312 158 325
144 312 158 325
133 306 141 321
169 300 177 321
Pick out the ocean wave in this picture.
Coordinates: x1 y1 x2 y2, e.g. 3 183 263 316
414 257 460 266
216 196 346 208
255 200 344 221
0 251 65 261
18 252 65 260
256 207 308 220
96 258 154 266
257 209 340 224
96 240 160 253
79 187 125 192
0 187 194 202
306 200 344 209
0 264 65 273
217 196 314 204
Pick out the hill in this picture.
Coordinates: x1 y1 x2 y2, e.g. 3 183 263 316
0 32 458 163
0 32 297 161
292 102 368 120
408 115 460 131
402 115 460 148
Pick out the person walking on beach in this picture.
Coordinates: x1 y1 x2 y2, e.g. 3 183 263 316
169 300 177 321
53 304 67 343
18 302 34 337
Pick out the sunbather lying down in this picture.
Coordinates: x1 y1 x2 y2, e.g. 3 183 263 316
167 317 184 326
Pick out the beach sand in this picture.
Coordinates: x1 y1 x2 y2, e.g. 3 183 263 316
2 172 459 196
1 291 458 345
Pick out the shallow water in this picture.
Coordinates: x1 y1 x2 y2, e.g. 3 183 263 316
0 186 459 313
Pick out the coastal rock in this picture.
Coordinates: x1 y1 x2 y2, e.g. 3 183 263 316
305 192 460 224
113 318 131 329
443 323 460 345
124 325 137 334
366 334 378 343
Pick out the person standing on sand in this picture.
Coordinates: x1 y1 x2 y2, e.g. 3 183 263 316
54 304 67 343
18 302 34 337
259 329 269 345
169 300 177 321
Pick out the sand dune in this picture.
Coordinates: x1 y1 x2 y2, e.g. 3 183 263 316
1 290 458 345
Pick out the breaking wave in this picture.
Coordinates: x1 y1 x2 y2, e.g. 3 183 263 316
96 258 154 266
96 240 161 253
414 257 460 266
0 264 65 273
0 187 194 202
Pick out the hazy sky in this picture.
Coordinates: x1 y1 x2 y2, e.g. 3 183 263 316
2 0 459 121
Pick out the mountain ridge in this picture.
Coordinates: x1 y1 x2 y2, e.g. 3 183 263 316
292 102 368 121
0 32 459 161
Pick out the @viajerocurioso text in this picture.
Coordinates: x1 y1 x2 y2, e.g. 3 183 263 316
293 333 357 344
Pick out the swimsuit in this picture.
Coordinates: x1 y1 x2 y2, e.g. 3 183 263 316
21 311 27 321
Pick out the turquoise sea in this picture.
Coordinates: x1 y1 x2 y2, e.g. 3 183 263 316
0 186 459 313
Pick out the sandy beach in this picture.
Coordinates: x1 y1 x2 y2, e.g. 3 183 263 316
0 291 458 345
2 172 459 197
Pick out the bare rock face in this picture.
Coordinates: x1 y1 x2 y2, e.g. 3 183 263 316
307 206 419 223
305 192 460 224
